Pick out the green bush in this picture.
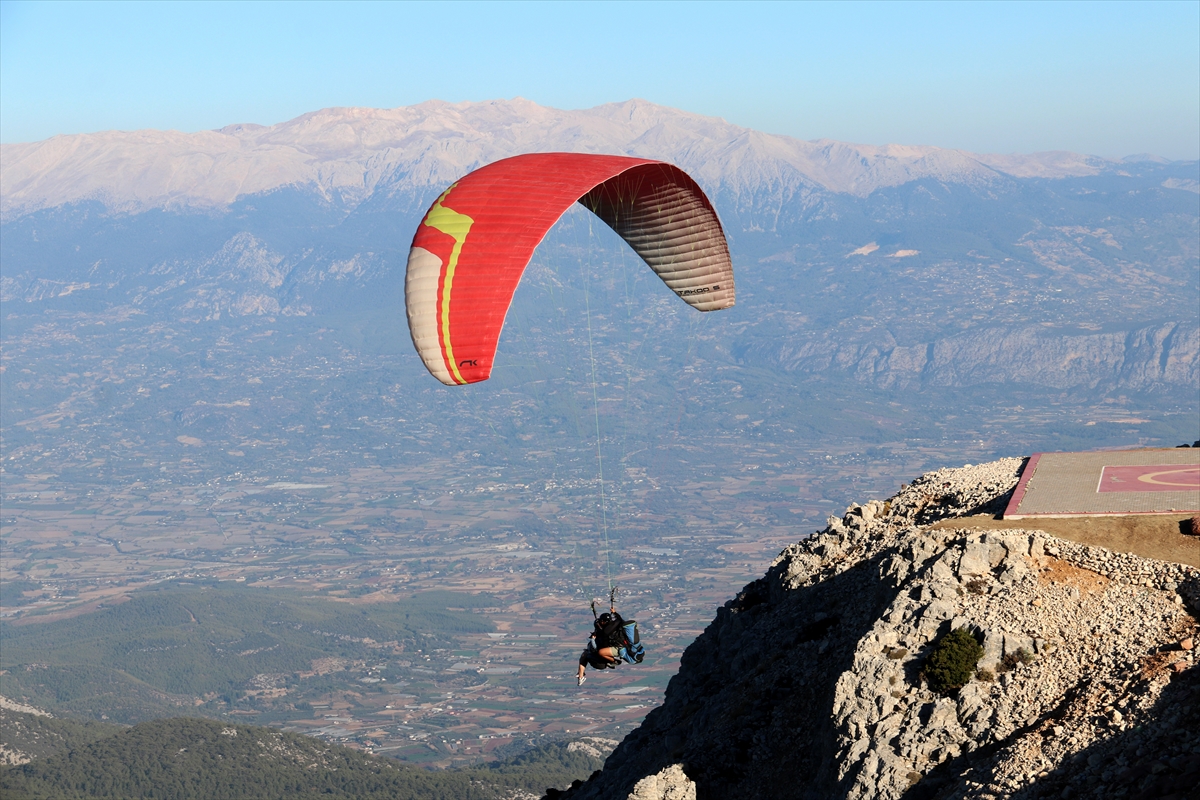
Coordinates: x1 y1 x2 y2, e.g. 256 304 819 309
923 627 984 695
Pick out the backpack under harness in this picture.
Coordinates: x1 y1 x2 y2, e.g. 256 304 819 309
587 616 645 667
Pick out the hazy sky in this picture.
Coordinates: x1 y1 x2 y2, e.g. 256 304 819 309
2 0 1197 159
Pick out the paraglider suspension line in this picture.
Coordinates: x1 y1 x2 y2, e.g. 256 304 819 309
582 230 613 594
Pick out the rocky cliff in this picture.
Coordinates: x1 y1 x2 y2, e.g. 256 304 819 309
555 459 1199 800
740 322 1200 393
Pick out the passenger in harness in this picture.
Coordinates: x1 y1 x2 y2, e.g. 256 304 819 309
576 587 644 686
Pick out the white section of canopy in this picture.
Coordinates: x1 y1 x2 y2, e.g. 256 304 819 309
405 246 454 385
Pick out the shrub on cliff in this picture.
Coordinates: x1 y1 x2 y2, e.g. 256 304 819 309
998 646 1035 673
923 627 984 695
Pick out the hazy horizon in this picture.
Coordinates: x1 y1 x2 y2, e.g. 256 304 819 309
4 96 1198 166
2 1 1197 159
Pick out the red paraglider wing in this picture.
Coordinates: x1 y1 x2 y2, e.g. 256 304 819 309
405 153 734 385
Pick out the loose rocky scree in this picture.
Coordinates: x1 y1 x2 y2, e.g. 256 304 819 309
553 458 1200 800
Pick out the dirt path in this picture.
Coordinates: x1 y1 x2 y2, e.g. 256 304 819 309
932 514 1199 568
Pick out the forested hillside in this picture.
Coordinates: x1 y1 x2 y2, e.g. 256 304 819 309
0 708 122 765
0 716 607 799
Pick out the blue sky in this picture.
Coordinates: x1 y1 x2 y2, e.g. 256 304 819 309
2 0 1197 159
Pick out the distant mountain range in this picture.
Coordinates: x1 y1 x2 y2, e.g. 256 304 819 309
0 98 1128 219
1 98 1197 398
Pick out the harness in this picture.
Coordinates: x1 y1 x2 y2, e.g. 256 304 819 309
580 586 645 669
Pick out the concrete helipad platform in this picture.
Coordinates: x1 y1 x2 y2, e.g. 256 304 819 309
1004 448 1200 519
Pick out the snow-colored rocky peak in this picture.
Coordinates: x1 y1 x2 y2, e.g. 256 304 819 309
1 98 1116 219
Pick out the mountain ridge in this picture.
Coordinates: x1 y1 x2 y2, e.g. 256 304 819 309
0 98 1134 219
739 320 1200 392
0 714 610 799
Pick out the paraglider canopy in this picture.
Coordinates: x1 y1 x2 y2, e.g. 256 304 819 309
405 153 735 385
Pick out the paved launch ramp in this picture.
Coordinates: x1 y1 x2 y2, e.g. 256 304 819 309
1004 448 1200 519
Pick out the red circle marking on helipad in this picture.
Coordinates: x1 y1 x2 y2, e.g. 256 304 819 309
1098 464 1200 493
1136 467 1200 488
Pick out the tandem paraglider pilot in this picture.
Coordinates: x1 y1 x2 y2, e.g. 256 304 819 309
577 588 645 686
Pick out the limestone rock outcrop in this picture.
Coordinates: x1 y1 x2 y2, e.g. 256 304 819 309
554 459 1199 800
627 765 696 800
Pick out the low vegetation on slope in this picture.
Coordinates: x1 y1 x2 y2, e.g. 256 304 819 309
0 716 607 800
922 627 985 696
